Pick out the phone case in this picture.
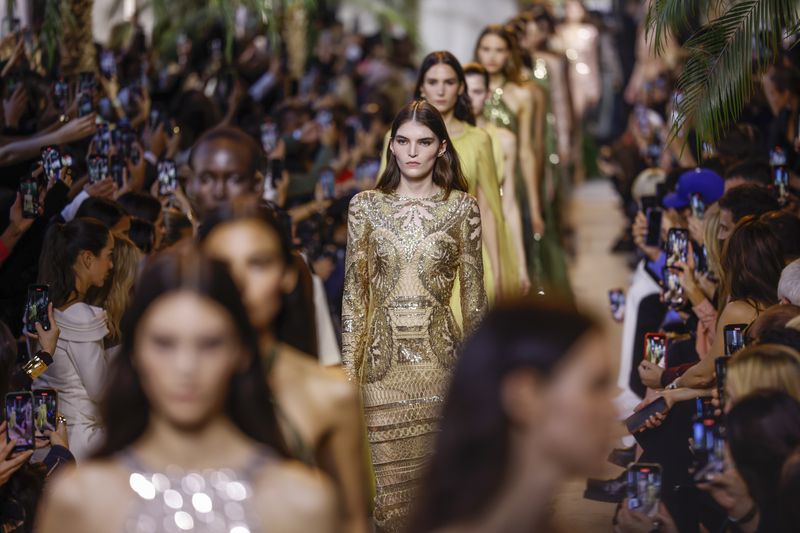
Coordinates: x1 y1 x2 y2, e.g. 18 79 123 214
625 397 668 433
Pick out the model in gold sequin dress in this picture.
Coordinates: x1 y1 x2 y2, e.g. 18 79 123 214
342 188 487 532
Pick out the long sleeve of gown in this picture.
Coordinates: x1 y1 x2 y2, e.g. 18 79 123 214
459 196 488 336
341 193 371 381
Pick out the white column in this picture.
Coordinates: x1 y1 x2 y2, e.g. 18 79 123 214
417 0 518 63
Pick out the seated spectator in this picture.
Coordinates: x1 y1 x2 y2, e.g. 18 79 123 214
723 159 772 191
716 184 780 241
779 259 800 306
74 198 131 238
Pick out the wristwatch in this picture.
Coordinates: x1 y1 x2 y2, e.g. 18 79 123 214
666 379 679 390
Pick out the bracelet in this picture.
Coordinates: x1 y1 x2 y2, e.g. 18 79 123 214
666 379 679 390
23 350 53 380
729 503 758 525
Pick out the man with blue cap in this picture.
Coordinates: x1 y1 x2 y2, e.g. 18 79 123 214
662 167 725 223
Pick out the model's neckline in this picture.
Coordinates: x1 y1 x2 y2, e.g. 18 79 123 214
389 188 446 201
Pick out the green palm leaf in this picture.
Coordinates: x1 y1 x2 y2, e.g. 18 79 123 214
647 0 799 145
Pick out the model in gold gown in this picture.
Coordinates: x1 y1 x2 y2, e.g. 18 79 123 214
342 187 487 531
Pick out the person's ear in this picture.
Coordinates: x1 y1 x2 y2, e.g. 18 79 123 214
438 140 447 158
389 138 396 157
78 249 95 272
253 170 264 195
501 368 545 428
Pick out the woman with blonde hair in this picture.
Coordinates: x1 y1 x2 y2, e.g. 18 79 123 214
89 236 141 346
727 344 800 407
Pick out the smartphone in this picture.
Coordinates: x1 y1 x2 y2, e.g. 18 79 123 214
775 166 789 205
645 209 663 248
19 175 39 219
344 117 360 148
77 92 93 117
644 333 667 368
625 396 669 433
79 72 96 93
690 193 705 220
692 416 726 482
24 284 51 334
608 289 625 322
701 142 716 160
316 109 333 128
110 155 126 188
715 356 729 412
270 158 284 184
54 77 69 112
100 50 116 79
724 324 747 356
769 146 787 167
87 155 108 184
626 463 662 517
42 146 66 181
661 266 685 308
666 228 689 267
320 167 336 200
32 389 58 438
260 122 278 154
157 160 178 196
5 392 34 453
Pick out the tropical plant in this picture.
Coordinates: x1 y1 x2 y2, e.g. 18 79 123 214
646 0 800 144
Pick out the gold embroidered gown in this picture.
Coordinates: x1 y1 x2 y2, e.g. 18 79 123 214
342 188 487 532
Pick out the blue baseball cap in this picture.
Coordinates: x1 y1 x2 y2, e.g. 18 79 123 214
662 168 724 209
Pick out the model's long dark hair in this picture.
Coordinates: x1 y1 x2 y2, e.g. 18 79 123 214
376 100 468 199
414 51 476 126
409 300 596 532
94 252 288 458
720 216 784 312
727 391 800 509
198 198 318 358
474 25 524 85
37 218 111 307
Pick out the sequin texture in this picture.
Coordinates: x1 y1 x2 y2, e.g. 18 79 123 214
342 189 487 531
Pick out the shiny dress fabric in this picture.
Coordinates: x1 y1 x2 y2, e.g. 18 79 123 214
342 189 487 531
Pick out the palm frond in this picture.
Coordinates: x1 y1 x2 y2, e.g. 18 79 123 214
654 0 799 145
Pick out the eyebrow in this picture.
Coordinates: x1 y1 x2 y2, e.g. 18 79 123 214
395 135 436 142
426 76 457 83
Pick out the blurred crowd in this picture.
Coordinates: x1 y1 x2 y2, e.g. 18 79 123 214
0 0 798 532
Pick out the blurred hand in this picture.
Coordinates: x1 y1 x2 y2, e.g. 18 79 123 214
144 121 167 158
55 114 97 144
23 302 59 354
633 211 661 261
3 85 28 128
0 422 34 488
638 360 664 390
615 502 678 533
697 448 753 518
125 142 146 192
85 177 117 200
688 215 704 246
46 415 69 449
7 192 37 236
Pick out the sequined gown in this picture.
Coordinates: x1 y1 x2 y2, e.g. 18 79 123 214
484 85 572 299
342 189 487 532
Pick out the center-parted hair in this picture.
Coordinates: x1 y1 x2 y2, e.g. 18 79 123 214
409 301 596 532
94 252 287 459
414 51 476 126
474 24 524 85
376 99 468 199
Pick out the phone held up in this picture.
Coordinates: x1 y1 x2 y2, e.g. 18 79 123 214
627 463 662 517
33 389 58 438
5 391 35 453
644 333 667 368
157 160 178 197
608 289 625 322
724 323 747 357
641 195 662 248
24 284 51 334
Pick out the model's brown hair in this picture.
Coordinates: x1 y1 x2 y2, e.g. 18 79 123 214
474 24 524 85
376 99 468 199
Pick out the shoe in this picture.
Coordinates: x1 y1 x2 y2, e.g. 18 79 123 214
607 445 636 468
583 471 627 503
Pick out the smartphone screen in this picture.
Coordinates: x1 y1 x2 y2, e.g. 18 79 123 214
110 155 125 188
87 155 108 184
5 392 34 452
608 289 625 322
724 324 747 356
662 267 685 308
100 50 116 78
33 389 58 438
270 159 284 184
626 463 662 517
690 193 705 220
320 168 336 200
645 209 663 248
666 228 689 267
20 176 39 219
644 333 667 368
157 160 178 196
692 417 725 482
77 93 93 117
715 357 729 412
25 284 50 334
775 167 789 204
261 123 278 154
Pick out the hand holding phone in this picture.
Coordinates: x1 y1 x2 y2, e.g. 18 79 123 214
666 228 689 267
24 284 51 334
626 396 669 433
645 209 663 248
19 175 39 219
626 463 662 517
32 390 58 439
724 324 747 356
645 333 667 368
157 160 178 196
